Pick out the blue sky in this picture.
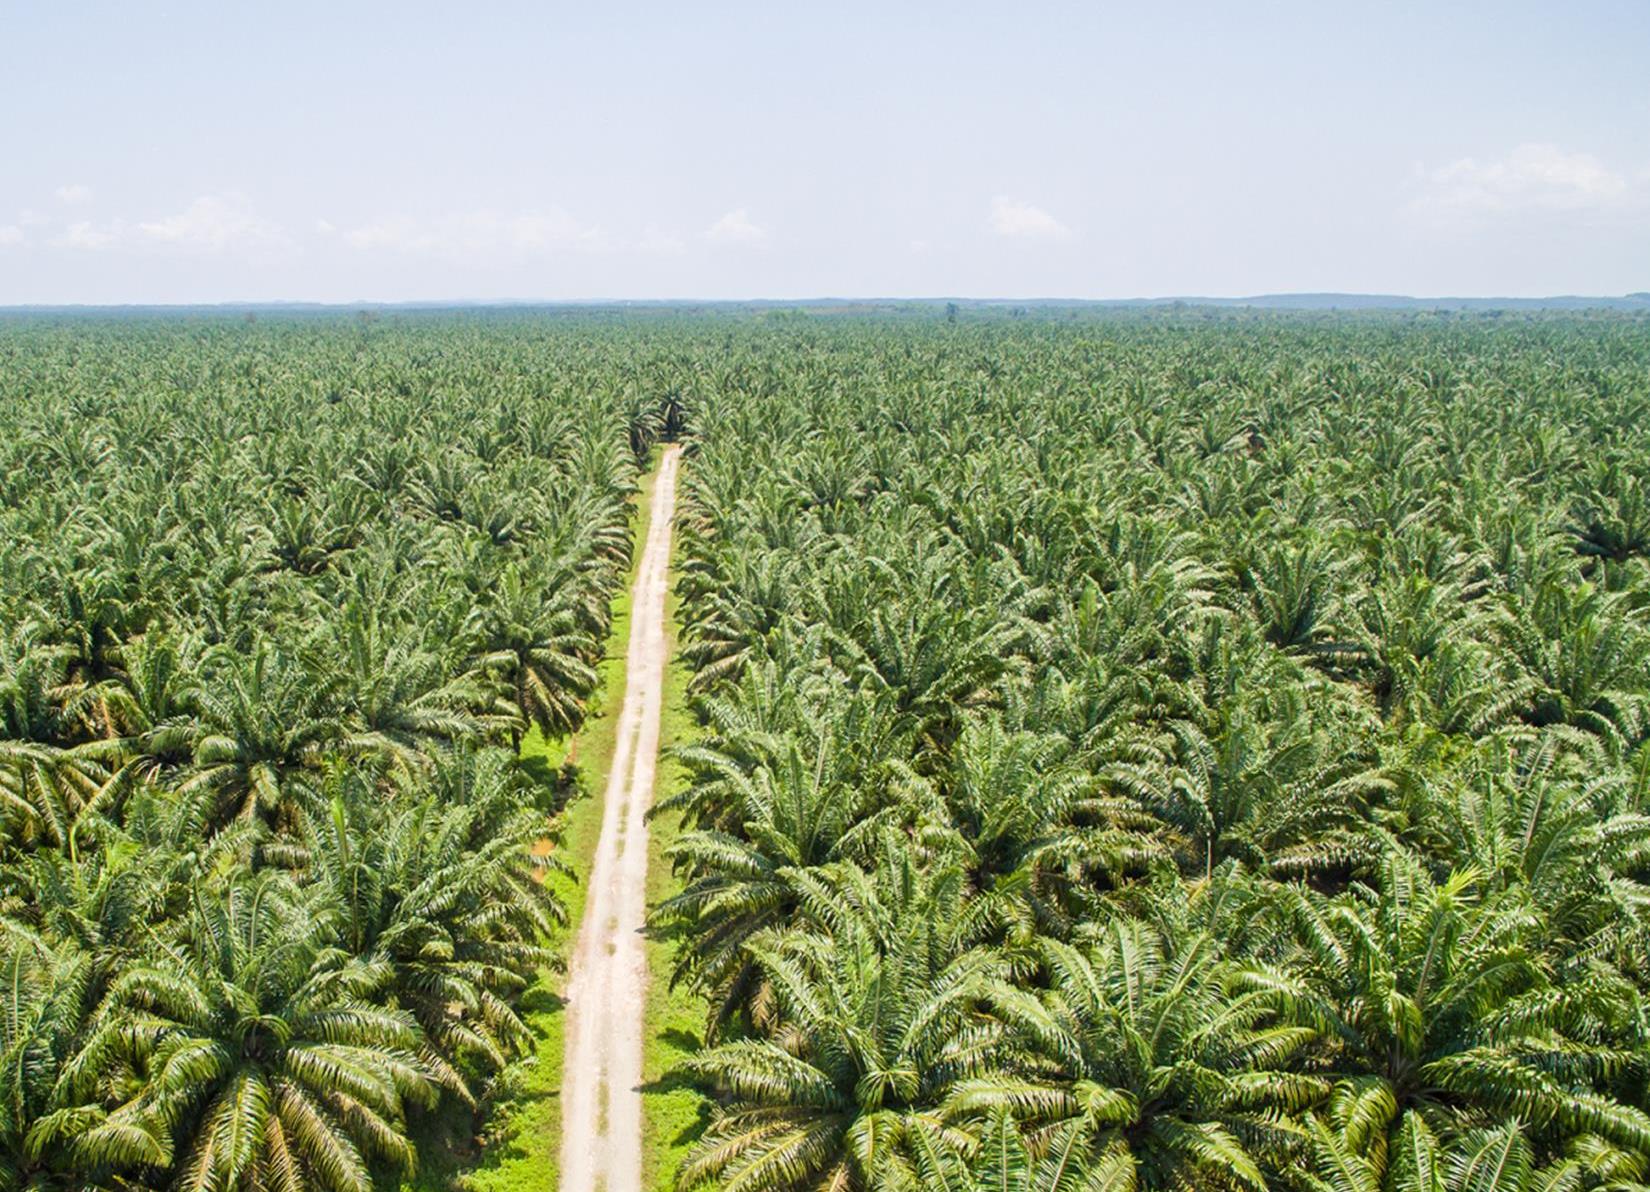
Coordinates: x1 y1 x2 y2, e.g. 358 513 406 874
3 0 1647 303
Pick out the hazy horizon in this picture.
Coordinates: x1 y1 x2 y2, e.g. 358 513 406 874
5 0 1647 305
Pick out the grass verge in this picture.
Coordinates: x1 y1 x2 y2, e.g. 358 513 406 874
640 552 713 1190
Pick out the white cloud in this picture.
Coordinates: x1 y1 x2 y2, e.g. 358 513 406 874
315 218 337 234
54 220 121 250
343 208 603 256
706 208 768 245
55 183 93 204
43 194 290 256
0 225 23 247
508 211 601 251
1410 143 1636 217
990 196 1071 240
344 218 422 252
137 193 288 253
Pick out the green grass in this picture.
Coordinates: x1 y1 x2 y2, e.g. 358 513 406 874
403 457 665 1192
640 558 714 1191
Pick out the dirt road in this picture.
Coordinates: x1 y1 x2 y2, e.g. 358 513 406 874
559 444 681 1192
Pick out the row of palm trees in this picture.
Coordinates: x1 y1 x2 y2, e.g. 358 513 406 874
0 317 682 1189
657 314 1650 1189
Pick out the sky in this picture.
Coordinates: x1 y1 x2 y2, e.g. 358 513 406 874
2 0 1647 304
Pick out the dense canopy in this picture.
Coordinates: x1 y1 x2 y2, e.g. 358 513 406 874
2 308 1649 1190
658 311 1650 1191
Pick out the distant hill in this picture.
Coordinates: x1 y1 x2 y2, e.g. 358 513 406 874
1139 293 1650 312
2 293 1648 315
727 294 1650 313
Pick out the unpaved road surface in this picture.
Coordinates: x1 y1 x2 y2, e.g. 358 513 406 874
560 445 681 1192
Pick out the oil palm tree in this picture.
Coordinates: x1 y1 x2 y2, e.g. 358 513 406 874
675 867 1009 1191
1253 854 1650 1168
1302 1111 1648 1192
465 561 601 748
1499 578 1649 753
964 923 1316 1191
304 752 561 1103
57 874 434 1192
0 930 145 1191
652 719 883 1033
325 599 494 766
961 1108 1136 1192
1416 731 1650 955
176 642 348 837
